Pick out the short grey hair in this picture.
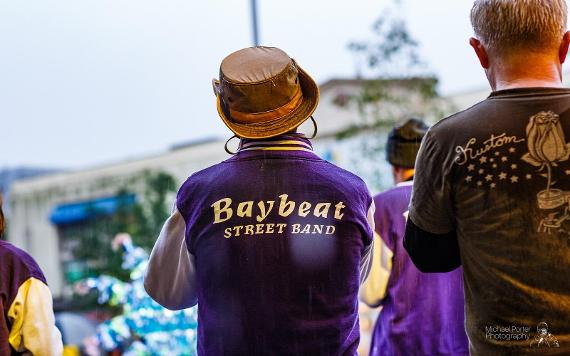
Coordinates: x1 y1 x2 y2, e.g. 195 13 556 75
471 0 568 52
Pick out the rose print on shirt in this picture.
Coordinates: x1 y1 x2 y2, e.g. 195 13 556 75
522 111 570 196
524 111 570 163
521 111 570 233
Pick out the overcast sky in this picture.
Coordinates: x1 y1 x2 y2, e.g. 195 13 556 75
1 0 490 168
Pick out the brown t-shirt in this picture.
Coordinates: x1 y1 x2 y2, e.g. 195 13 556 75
410 87 570 355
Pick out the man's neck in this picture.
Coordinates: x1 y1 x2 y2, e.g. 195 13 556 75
493 77 564 91
394 168 415 184
488 53 564 91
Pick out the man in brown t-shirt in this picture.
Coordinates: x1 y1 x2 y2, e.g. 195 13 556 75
405 0 570 354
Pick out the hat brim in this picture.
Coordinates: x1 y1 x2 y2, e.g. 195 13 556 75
215 65 320 139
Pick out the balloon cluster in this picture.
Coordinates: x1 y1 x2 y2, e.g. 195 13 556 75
82 234 198 355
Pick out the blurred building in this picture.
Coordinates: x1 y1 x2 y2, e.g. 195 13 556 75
0 167 60 212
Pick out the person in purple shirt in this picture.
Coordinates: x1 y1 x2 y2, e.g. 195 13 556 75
0 200 63 355
360 119 468 356
145 46 375 355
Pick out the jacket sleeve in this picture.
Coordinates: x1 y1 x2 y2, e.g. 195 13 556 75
144 206 198 310
7 277 63 356
359 200 376 284
360 230 394 307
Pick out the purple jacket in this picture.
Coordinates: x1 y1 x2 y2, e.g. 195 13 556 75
145 134 375 355
364 182 468 356
0 241 62 355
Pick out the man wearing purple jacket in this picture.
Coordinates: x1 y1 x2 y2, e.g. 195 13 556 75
145 46 375 355
0 201 63 355
361 119 468 356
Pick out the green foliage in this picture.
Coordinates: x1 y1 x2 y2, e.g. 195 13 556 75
62 213 130 282
118 171 177 250
60 171 177 283
343 3 444 130
348 15 423 78
336 1 454 190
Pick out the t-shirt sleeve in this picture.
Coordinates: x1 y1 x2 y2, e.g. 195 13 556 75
408 130 455 234
359 230 393 307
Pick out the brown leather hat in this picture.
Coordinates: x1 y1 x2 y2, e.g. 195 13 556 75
213 46 319 139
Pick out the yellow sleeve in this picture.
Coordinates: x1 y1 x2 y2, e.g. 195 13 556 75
7 277 64 356
359 232 394 308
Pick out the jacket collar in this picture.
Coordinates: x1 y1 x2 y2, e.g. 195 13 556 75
228 133 320 161
240 133 313 152
396 180 414 187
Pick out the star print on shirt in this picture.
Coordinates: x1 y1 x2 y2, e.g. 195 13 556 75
461 145 524 189
526 174 532 180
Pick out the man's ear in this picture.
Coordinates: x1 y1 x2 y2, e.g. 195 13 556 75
469 37 490 69
559 31 570 64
